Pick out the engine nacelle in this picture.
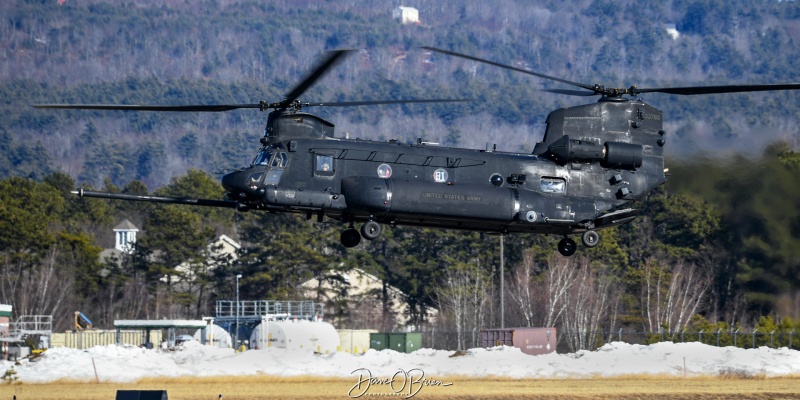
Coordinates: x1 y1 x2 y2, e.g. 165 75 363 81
603 141 643 170
547 135 643 170
547 135 604 165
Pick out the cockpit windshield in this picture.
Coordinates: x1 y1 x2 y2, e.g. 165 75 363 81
253 143 286 166
252 149 273 166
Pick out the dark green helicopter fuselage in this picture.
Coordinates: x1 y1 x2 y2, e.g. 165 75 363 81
221 98 666 249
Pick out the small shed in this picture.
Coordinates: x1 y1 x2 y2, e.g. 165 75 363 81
393 6 419 24
114 319 207 348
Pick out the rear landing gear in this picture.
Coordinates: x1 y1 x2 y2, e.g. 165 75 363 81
557 230 601 257
582 230 600 248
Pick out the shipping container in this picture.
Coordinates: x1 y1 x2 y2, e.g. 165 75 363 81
51 330 164 349
369 332 389 351
0 304 11 360
338 329 376 354
369 332 422 353
390 332 422 353
480 327 557 355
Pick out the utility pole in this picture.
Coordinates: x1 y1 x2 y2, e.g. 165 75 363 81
500 235 504 329
235 274 242 350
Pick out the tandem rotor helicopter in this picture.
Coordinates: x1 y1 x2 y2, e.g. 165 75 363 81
35 48 800 256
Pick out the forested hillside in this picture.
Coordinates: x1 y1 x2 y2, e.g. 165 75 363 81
3 0 799 186
1 0 800 346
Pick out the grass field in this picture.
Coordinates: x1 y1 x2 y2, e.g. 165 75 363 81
1 375 800 399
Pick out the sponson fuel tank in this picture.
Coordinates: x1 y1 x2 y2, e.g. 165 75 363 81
342 176 516 220
341 176 597 223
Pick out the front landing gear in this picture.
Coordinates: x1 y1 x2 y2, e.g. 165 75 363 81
361 220 382 240
341 221 383 248
557 237 577 257
340 227 361 248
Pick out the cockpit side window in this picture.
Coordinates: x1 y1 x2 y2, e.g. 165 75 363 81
315 154 334 176
272 152 288 168
540 177 566 194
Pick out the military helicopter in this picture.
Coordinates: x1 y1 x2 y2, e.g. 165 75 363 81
36 48 800 256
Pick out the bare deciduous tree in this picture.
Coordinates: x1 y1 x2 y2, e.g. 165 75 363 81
435 262 493 350
0 247 75 330
640 259 710 334
560 257 621 352
507 254 537 327
508 252 582 329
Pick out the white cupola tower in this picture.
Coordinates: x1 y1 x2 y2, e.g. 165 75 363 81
113 219 139 253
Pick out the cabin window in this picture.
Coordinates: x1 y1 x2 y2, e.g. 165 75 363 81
315 154 334 176
540 177 566 194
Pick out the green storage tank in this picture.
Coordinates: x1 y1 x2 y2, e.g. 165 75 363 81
369 332 389 351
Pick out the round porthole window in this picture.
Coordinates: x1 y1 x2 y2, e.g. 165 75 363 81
377 164 392 178
490 173 503 187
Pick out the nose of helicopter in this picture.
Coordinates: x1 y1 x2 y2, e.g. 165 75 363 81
222 167 268 199
221 170 244 193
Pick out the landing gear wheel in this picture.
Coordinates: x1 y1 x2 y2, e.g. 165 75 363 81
340 228 361 248
558 237 577 257
361 220 382 240
582 230 600 248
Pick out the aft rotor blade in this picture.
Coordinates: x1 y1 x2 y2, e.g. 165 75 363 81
33 104 263 112
281 49 354 108
635 83 800 96
303 99 472 107
423 46 597 92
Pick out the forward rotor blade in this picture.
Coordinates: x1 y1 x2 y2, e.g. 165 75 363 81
635 83 800 96
540 88 597 96
72 189 237 208
281 49 354 108
423 46 597 92
303 99 472 107
33 104 263 112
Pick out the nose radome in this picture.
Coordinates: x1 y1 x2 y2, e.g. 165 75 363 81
221 170 244 192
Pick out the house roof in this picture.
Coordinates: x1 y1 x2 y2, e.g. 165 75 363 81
113 219 139 231
217 234 241 251
301 268 406 299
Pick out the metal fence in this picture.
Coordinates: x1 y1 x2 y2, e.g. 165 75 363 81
215 300 324 320
613 328 796 350
417 328 798 353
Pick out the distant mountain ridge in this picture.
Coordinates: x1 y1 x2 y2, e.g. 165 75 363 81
2 0 799 187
